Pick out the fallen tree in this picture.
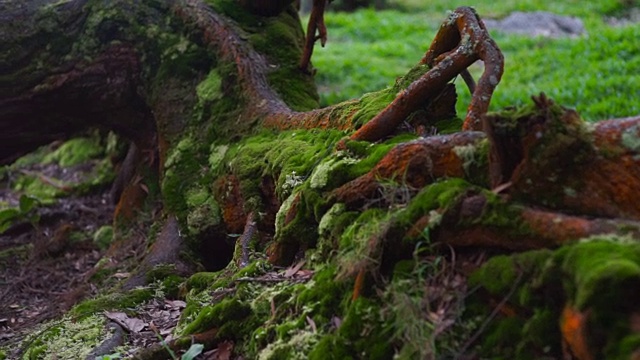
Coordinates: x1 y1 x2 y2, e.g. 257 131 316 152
1 0 639 359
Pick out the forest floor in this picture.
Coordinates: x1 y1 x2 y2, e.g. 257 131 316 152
0 160 113 353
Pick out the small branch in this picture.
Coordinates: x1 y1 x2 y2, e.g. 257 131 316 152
460 69 476 94
456 271 523 357
238 211 257 268
300 0 328 73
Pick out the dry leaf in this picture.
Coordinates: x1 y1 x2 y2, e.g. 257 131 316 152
104 311 147 333
284 260 306 278
306 316 317 333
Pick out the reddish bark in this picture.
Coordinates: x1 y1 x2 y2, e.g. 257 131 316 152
493 96 640 219
300 0 328 73
333 131 485 208
214 175 247 234
438 202 640 251
349 7 503 142
561 304 593 360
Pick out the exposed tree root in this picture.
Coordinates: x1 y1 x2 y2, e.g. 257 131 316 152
333 131 486 208
350 7 503 142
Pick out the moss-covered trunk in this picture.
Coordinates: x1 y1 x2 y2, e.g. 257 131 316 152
1 1 640 359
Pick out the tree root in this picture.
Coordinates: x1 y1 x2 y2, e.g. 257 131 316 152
350 7 503 142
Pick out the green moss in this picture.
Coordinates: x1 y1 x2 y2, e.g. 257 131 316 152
308 335 353 360
398 178 472 228
337 298 393 359
180 298 254 336
92 225 114 251
69 288 154 318
337 208 390 275
554 240 640 310
225 129 344 202
43 137 104 167
463 137 490 186
185 271 223 293
21 315 108 360
468 240 640 358
185 187 222 237
620 124 640 152
208 144 229 174
480 316 524 356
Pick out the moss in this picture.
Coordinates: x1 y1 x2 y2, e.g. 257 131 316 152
317 203 347 240
185 187 222 237
225 129 344 203
337 298 393 359
295 265 350 321
234 260 271 279
308 335 353 360
350 89 397 129
480 316 524 356
257 330 320 360
552 240 640 310
92 225 114 251
208 144 229 174
43 137 104 167
468 240 640 358
69 288 154 318
185 271 223 293
398 178 472 228
21 315 108 360
337 208 390 275
431 117 464 135
180 298 254 336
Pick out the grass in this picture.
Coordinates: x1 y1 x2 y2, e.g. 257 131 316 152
309 0 640 121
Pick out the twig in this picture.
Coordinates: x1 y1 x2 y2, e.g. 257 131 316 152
238 212 256 268
299 0 328 73
455 271 523 358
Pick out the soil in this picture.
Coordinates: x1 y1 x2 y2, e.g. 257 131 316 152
0 162 114 354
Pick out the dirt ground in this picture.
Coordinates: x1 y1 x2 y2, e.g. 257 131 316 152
0 190 114 350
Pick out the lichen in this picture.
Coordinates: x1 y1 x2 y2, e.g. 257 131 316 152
21 315 109 360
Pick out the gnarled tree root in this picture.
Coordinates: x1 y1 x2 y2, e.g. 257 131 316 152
349 7 503 142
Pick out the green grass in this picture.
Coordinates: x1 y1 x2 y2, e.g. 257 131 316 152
310 0 640 120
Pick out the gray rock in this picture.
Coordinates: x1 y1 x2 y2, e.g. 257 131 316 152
483 11 586 38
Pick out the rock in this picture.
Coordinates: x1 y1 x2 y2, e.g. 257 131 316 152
483 11 586 38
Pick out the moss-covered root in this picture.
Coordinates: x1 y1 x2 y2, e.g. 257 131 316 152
488 95 640 220
469 239 640 359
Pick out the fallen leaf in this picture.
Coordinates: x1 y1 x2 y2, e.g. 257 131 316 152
203 340 234 360
331 316 342 329
284 260 306 278
104 311 147 333
306 316 317 333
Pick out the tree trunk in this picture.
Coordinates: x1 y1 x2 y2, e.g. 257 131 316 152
2 1 639 359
